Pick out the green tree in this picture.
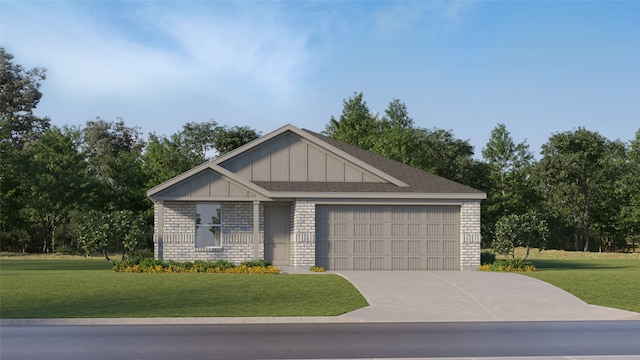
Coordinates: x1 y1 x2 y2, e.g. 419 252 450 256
77 210 146 263
211 124 260 156
619 130 640 251
1 48 51 251
143 122 260 187
324 93 485 189
82 117 148 212
481 124 538 244
372 99 420 165
323 92 379 151
19 127 93 253
492 211 550 260
536 128 625 251
0 47 50 149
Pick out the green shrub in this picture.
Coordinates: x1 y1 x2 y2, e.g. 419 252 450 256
480 251 496 265
478 259 536 272
212 260 235 269
241 259 272 267
139 257 165 270
129 249 153 263
114 258 280 274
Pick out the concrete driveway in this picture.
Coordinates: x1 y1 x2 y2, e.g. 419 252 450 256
336 271 640 322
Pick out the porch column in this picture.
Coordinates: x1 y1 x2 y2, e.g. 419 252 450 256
253 200 260 259
155 201 164 260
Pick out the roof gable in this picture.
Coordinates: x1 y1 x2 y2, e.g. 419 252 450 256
215 124 409 186
146 163 269 201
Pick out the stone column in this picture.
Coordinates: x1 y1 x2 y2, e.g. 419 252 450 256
154 201 164 260
460 201 482 270
253 201 260 259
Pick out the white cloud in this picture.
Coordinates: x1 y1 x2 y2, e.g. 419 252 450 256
374 1 477 36
2 2 312 110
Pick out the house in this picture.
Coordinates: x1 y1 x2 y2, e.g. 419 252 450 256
146 124 486 270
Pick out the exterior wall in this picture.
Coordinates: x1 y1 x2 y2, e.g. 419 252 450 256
154 199 482 270
154 201 264 263
291 200 316 268
460 201 482 270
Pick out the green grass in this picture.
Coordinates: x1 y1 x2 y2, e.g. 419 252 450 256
0 257 368 318
525 259 640 313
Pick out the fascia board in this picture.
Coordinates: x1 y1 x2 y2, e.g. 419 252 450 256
151 196 271 202
266 191 487 200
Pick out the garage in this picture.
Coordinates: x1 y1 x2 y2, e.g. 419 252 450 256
316 205 460 270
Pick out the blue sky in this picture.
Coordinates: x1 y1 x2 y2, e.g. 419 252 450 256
2 1 639 157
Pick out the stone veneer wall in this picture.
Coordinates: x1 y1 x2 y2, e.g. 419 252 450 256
155 201 263 263
460 201 482 270
290 200 316 267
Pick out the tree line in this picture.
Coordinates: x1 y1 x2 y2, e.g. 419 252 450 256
2 48 638 255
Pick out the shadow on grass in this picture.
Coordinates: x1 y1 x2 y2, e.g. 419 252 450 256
531 259 636 270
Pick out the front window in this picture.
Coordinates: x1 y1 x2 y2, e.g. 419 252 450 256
195 204 221 247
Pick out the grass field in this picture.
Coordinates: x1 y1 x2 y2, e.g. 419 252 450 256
2 250 638 318
0 256 368 319
502 248 640 313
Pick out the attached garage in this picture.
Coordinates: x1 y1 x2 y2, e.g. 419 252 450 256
316 205 460 270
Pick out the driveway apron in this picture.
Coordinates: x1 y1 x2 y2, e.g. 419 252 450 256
336 271 639 322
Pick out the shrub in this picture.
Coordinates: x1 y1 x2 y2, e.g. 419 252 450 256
478 259 536 272
310 266 325 272
129 249 154 263
114 258 280 274
480 251 496 265
240 259 272 267
211 260 235 270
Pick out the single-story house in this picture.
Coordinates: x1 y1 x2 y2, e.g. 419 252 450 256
147 124 486 270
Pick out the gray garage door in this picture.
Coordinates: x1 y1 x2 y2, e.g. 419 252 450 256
316 205 460 270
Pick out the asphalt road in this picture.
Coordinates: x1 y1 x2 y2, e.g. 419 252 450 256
2 321 639 359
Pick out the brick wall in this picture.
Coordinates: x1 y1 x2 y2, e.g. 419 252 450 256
154 201 263 263
291 200 316 267
460 201 482 270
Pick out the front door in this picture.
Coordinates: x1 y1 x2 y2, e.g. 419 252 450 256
264 205 290 266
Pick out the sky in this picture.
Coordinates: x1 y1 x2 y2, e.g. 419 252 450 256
2 0 639 157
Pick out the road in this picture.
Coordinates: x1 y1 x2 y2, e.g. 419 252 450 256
2 321 639 359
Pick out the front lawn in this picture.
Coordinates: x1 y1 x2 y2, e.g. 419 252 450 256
526 258 640 313
0 256 368 318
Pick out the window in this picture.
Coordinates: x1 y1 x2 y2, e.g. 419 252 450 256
195 204 221 247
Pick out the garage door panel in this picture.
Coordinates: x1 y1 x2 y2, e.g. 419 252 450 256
316 206 460 271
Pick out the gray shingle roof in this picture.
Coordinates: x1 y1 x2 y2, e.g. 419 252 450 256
253 129 484 195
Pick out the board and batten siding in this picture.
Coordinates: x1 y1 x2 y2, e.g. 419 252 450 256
219 132 386 183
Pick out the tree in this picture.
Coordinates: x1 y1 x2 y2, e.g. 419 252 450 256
324 93 485 189
0 48 51 251
481 124 538 245
83 117 148 212
19 127 93 253
0 47 50 149
77 210 146 263
492 211 550 260
536 128 625 251
323 92 379 151
372 99 421 166
143 122 260 187
619 130 640 252
211 124 260 156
